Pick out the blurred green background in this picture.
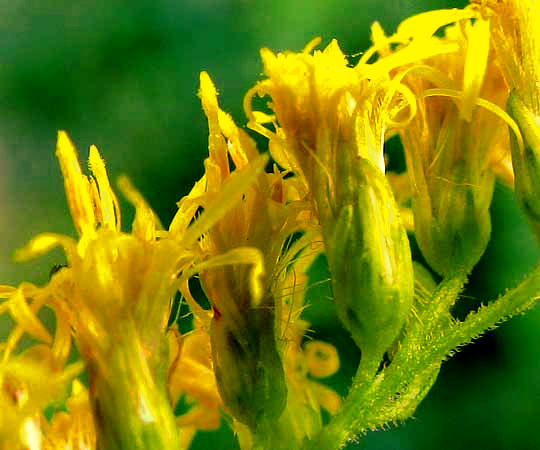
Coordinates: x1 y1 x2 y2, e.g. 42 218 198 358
1 0 539 448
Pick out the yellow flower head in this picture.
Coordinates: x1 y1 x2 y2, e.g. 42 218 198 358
244 38 397 227
244 17 470 219
247 39 373 176
11 130 263 449
475 0 540 241
196 72 309 319
389 12 511 274
473 0 540 114
14 132 185 365
181 72 315 431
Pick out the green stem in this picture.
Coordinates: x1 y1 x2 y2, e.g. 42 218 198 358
303 272 468 450
411 270 468 339
87 323 180 450
430 262 540 362
375 363 440 424
303 264 540 450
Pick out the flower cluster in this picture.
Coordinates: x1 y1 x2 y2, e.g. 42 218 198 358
2 1 540 449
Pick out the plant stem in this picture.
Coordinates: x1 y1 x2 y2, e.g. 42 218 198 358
431 262 540 362
86 323 180 450
302 271 468 450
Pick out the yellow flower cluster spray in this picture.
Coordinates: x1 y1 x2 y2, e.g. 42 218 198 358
3 2 540 449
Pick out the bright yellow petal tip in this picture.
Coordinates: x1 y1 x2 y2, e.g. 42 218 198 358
56 131 96 237
8 289 52 345
461 17 490 121
88 145 119 231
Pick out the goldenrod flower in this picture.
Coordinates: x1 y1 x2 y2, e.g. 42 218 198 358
5 107 281 448
472 0 540 113
168 246 342 447
9 133 184 449
12 131 256 449
244 37 424 368
474 0 540 240
182 72 315 436
244 38 403 222
390 12 511 274
244 12 468 199
15 131 261 355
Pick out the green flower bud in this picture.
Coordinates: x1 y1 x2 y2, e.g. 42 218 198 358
413 156 494 276
210 297 287 431
506 91 540 242
326 158 414 364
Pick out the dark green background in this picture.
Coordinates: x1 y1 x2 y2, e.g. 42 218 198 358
1 0 539 448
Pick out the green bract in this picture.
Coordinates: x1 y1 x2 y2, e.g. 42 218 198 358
327 158 414 367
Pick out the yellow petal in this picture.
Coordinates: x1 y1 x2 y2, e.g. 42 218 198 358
71 378 85 397
20 416 42 450
8 289 52 344
89 144 120 231
359 9 475 72
304 340 340 378
51 304 72 366
461 18 490 121
180 153 269 248
199 71 229 176
396 8 477 41
169 174 207 238
176 274 212 324
309 381 341 416
56 131 96 236
183 246 265 307
420 87 524 152
0 285 17 298
363 39 459 80
268 135 300 173
15 233 77 262
217 109 252 169
302 36 322 53
370 21 390 56
117 175 162 241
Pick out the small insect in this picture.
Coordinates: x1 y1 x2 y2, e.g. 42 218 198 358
48 263 68 280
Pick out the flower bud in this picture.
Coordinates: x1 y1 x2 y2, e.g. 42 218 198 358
326 158 414 363
412 155 494 276
210 299 287 431
396 16 505 275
